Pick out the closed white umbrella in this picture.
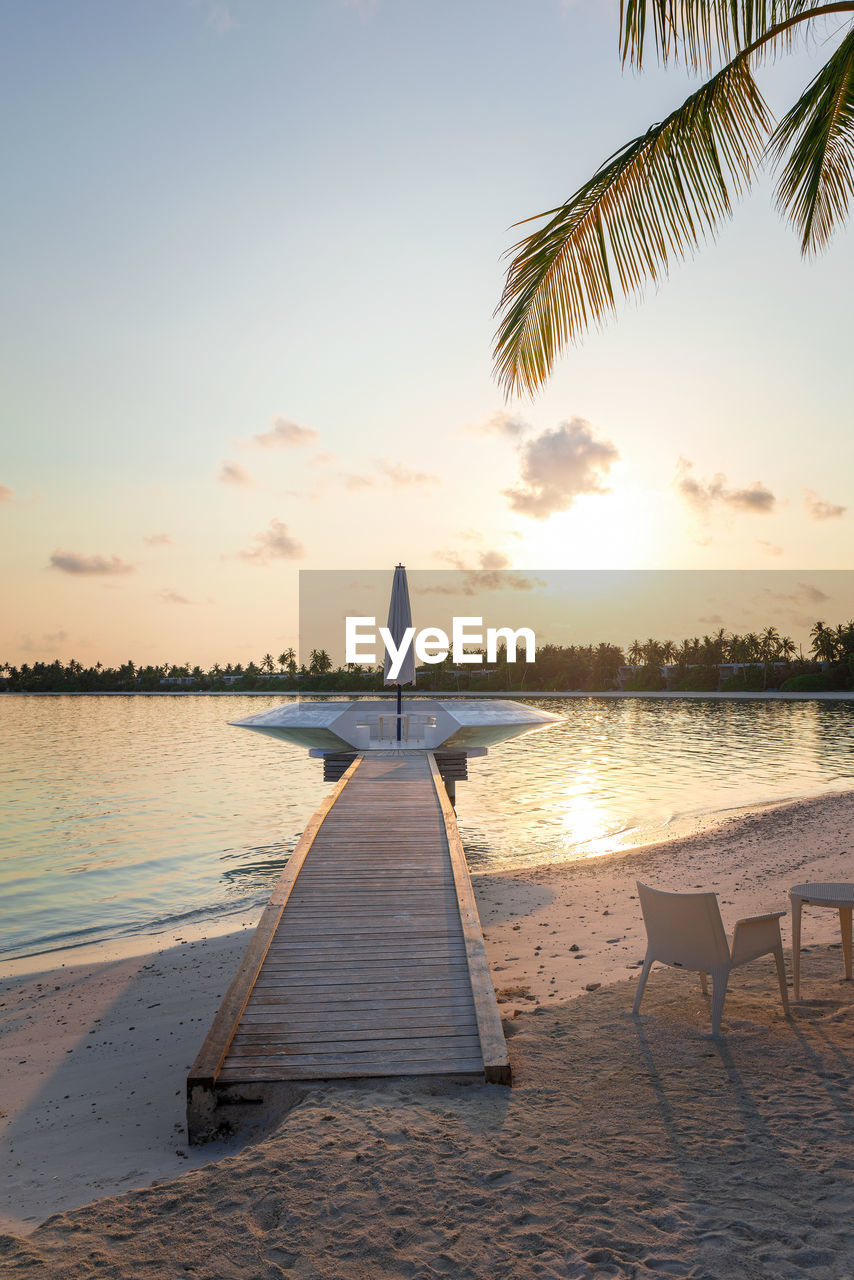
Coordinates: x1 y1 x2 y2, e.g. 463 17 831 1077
384 563 415 741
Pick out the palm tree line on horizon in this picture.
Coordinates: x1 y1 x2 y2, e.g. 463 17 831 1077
3 618 854 684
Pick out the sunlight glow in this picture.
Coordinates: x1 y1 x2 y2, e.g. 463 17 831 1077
511 486 661 570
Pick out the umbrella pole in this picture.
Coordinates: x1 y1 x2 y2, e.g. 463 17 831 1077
396 682 402 741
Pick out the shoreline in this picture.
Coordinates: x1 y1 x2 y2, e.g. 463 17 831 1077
4 784 852 979
5 688 854 700
4 787 854 1241
475 787 854 1008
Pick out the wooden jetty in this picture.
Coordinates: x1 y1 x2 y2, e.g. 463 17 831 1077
187 751 509 1141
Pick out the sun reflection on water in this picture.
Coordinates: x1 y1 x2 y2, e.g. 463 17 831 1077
459 696 854 870
2 694 854 958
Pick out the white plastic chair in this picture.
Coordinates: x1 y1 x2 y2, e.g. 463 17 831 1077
633 882 790 1035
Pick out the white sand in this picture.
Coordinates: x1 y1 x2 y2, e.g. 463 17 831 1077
0 931 254 1236
476 790 854 1012
2 790 854 1277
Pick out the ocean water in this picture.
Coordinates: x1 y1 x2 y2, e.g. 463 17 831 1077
2 694 853 963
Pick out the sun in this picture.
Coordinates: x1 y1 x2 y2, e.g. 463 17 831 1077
510 484 663 570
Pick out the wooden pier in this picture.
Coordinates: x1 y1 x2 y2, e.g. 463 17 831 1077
187 751 509 1141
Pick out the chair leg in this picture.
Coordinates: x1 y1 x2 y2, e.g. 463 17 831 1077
710 968 730 1036
632 953 654 1015
699 971 709 997
774 944 790 1015
840 907 853 981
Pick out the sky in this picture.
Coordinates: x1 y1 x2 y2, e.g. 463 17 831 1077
2 0 852 668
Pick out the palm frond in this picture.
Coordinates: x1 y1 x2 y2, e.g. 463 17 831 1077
621 0 817 70
772 27 854 251
493 58 771 397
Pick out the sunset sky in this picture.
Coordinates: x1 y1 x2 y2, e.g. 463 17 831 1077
2 1 851 667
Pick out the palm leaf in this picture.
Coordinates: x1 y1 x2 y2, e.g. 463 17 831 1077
493 57 771 397
621 0 815 70
772 27 854 251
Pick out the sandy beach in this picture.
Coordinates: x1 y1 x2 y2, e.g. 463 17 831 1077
3 789 854 1277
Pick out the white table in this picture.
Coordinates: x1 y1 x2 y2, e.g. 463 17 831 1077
789 881 854 999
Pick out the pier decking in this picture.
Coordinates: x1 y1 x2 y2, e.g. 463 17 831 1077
187 752 509 1141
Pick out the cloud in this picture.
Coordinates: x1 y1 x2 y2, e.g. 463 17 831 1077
762 581 830 607
0 485 13 502
49 552 135 576
478 549 510 571
421 550 541 596
238 519 305 565
376 459 440 488
803 489 846 521
253 417 319 449
757 539 784 557
674 457 776 516
475 411 531 440
192 0 236 33
160 589 192 605
726 483 777 513
673 458 711 512
697 614 724 625
797 582 831 605
144 533 172 547
219 459 253 486
759 580 830 630
339 461 439 491
504 417 619 519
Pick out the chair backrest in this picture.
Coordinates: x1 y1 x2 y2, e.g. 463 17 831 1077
636 882 730 971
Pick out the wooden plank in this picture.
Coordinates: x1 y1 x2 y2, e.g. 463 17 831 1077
253 973 469 988
221 1042 484 1066
264 937 466 952
233 1021 479 1041
216 1058 485 1081
226 1034 483 1058
262 951 467 965
249 966 471 984
255 957 469 974
239 1011 478 1029
272 924 458 936
250 982 473 1000
283 891 460 902
241 994 478 1013
252 963 470 977
258 935 465 951
241 998 476 1014
261 956 466 969
427 752 511 1086
232 1014 479 1033
275 918 461 928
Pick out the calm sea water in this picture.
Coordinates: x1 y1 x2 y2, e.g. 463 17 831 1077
2 695 853 963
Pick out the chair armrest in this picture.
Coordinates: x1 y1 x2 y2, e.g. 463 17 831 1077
730 912 785 966
734 911 786 926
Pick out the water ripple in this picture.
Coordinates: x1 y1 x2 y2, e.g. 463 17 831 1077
458 697 854 868
2 694 853 960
